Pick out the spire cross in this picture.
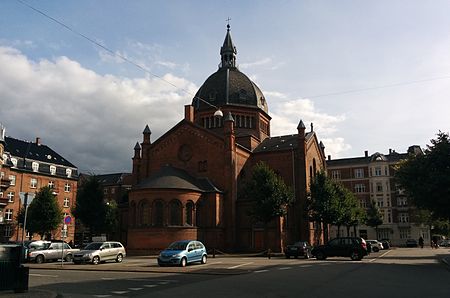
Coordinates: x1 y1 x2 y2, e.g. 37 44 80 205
226 17 231 29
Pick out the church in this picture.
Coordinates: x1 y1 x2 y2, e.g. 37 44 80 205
126 25 326 254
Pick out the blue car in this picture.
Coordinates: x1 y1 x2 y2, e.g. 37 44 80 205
158 240 207 267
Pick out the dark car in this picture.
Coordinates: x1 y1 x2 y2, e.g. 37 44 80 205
406 239 418 247
285 241 312 259
311 237 368 261
379 239 391 249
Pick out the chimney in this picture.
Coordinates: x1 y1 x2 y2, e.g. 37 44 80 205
389 149 392 154
327 155 331 161
184 105 194 122
364 150 368 157
35 137 41 145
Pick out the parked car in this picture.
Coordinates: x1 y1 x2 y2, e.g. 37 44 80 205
437 239 450 247
365 240 384 252
379 239 391 250
285 241 312 259
27 241 79 263
73 241 126 265
311 237 368 261
406 239 418 247
158 240 207 267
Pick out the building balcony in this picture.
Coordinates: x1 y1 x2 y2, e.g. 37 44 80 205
0 177 10 192
0 197 8 207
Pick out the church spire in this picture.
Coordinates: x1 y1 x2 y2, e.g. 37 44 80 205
220 23 237 69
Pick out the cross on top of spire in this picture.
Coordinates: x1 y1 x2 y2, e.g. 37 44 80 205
226 17 231 29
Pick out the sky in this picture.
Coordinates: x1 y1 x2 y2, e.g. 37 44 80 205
1 0 449 174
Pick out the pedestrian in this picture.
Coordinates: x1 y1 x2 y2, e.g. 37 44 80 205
418 236 424 249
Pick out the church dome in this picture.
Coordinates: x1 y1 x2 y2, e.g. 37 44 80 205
192 25 268 114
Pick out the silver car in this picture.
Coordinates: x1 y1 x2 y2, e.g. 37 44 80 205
28 241 78 263
73 241 126 265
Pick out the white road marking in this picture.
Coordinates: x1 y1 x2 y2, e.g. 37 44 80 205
93 295 111 297
254 269 269 273
101 277 116 280
158 281 170 285
144 285 158 288
299 265 312 268
368 250 392 262
227 262 254 269
278 267 291 270
29 273 59 278
111 291 129 295
128 288 143 291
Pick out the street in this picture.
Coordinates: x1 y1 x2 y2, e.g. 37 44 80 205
7 248 450 298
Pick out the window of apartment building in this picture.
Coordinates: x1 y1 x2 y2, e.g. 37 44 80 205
399 228 411 239
30 178 38 188
354 168 364 178
66 169 72 178
63 198 70 208
387 211 392 223
374 167 382 176
397 197 408 207
48 181 55 189
7 192 14 203
384 166 388 175
376 182 383 192
104 188 108 195
32 162 39 172
331 170 341 180
399 213 409 223
50 165 56 175
4 225 12 237
0 171 4 178
354 184 366 193
377 199 384 207
5 209 13 221
9 175 16 186
111 188 115 194
64 183 71 192
11 158 17 167
0 191 3 198
360 200 367 208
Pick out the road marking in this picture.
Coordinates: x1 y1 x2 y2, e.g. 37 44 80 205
227 262 254 269
93 295 111 297
101 277 116 280
128 288 143 291
278 267 291 270
368 250 392 262
299 264 312 268
111 291 129 295
144 285 158 288
158 281 170 285
29 273 59 277
254 269 269 273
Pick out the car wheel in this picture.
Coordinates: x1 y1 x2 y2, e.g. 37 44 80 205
180 257 187 267
92 256 100 265
350 251 362 261
201 255 207 264
373 247 379 253
304 250 310 259
35 255 45 264
115 254 123 263
315 251 326 260
65 254 73 263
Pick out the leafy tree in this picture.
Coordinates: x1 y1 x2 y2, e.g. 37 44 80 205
242 162 294 248
24 187 63 239
72 175 111 236
366 200 383 237
395 132 450 221
333 183 363 237
307 171 339 242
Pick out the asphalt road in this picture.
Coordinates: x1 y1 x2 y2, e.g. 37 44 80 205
14 248 450 298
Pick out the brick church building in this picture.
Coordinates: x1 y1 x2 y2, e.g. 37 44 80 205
127 26 326 254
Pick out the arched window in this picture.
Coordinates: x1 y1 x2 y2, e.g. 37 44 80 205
196 198 206 227
313 159 317 175
169 200 182 226
152 200 164 226
130 202 136 227
186 201 194 226
138 200 150 226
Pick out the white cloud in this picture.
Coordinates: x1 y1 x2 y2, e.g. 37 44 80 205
240 57 272 69
0 46 196 173
269 96 350 158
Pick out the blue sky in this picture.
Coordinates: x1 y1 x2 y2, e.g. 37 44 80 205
1 0 449 173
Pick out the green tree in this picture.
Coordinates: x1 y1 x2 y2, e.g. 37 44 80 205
25 187 63 239
395 132 450 221
72 175 111 237
366 200 383 237
242 162 294 249
333 183 363 237
307 170 339 242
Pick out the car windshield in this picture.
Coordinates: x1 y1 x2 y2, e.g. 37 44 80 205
84 242 103 250
167 241 188 250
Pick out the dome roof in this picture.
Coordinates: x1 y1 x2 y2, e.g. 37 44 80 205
193 67 268 113
192 25 268 114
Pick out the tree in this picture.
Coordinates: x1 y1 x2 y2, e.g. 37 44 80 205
333 183 363 237
395 132 450 221
24 186 63 239
366 200 383 238
242 162 294 248
307 171 339 242
72 175 112 237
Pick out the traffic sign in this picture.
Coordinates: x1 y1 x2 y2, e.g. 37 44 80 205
64 216 72 224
